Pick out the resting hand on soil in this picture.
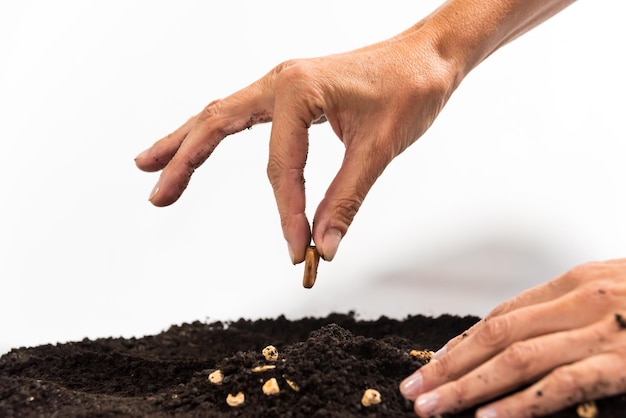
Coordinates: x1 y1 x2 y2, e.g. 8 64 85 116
400 259 626 417
135 0 573 264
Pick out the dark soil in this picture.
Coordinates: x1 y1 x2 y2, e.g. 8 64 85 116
1 313 624 417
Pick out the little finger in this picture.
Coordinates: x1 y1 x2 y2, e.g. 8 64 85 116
477 349 626 418
412 313 626 416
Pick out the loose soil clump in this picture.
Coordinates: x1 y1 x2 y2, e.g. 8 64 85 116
1 313 625 417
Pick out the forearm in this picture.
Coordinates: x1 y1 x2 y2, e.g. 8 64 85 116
403 0 576 84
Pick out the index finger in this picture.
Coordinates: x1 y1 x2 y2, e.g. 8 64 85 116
149 81 273 207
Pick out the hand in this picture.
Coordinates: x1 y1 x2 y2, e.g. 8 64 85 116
400 259 626 417
134 26 460 264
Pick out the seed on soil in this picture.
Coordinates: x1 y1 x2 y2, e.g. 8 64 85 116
361 388 382 407
576 401 598 418
226 392 245 407
208 369 223 385
303 245 320 288
251 364 276 373
262 378 280 395
409 349 435 361
262 345 278 361
285 378 300 392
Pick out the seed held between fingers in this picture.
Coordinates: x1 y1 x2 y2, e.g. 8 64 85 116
303 246 320 288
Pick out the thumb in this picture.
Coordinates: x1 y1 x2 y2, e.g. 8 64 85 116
312 141 391 261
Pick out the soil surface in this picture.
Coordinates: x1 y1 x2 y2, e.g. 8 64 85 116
1 313 624 417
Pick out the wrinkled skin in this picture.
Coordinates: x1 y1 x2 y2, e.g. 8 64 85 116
400 259 626 417
135 31 456 264
135 0 625 416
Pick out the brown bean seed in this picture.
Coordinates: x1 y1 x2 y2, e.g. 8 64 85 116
303 246 320 288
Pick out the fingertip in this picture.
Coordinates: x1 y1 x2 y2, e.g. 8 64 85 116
283 215 311 264
135 147 151 161
320 227 342 261
134 148 152 171
399 371 423 401
148 182 160 203
287 242 298 265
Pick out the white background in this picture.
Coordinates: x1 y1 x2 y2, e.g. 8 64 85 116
1 1 625 355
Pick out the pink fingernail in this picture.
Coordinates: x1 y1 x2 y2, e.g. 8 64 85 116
416 391 439 415
476 407 499 418
399 371 423 400
148 182 160 202
135 148 151 160
321 228 342 261
287 242 296 265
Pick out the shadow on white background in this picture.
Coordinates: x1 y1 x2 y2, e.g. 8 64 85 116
1 1 624 355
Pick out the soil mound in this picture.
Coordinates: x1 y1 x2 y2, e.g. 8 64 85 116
1 313 624 417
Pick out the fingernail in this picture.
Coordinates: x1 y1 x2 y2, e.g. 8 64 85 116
135 148 150 160
148 182 160 202
416 391 439 415
476 407 498 418
287 242 296 265
399 371 423 400
433 346 447 360
321 228 342 261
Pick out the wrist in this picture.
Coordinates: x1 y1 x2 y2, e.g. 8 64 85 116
408 0 576 82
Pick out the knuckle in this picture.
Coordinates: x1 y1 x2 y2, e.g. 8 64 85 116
500 341 536 373
266 158 304 191
549 366 579 397
329 195 363 235
427 350 460 382
272 60 324 106
486 299 515 319
448 380 470 411
475 316 511 349
273 59 311 85
199 99 223 123
575 280 622 309
564 261 604 285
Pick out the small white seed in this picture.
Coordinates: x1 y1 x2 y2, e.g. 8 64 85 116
226 392 245 407
251 364 276 373
262 345 279 362
262 377 280 395
303 246 320 288
285 378 300 392
576 401 598 418
361 388 382 407
208 369 223 385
